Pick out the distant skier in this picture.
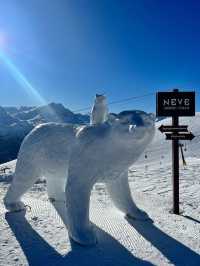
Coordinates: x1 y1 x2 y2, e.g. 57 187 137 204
90 94 108 125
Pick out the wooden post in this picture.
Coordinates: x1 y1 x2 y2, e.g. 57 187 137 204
172 89 179 214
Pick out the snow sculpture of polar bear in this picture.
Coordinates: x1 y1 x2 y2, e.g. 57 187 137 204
4 110 155 246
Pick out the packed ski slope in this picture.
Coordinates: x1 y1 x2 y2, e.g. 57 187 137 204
0 115 200 266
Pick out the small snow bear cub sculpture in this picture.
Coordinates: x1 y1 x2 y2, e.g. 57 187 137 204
90 94 108 125
4 110 155 246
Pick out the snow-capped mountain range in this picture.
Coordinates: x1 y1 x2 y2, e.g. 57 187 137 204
0 102 199 165
3 102 89 125
0 103 89 163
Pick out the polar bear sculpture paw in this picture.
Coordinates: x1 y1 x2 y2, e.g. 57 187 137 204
4 200 26 212
70 225 97 246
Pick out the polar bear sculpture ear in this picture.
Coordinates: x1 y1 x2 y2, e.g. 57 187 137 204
95 93 106 99
140 113 155 127
149 113 156 122
107 113 118 123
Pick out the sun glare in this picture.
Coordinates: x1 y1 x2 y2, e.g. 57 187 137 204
0 49 46 105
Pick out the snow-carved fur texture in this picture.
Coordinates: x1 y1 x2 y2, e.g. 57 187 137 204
90 94 108 125
4 111 155 246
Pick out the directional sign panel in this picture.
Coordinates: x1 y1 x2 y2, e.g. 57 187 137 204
158 125 188 133
165 132 195 141
156 91 195 117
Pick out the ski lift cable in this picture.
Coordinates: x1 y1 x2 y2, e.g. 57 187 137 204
72 88 197 113
73 92 155 113
72 88 200 155
108 92 155 106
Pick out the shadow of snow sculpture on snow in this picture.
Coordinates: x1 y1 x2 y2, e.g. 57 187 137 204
4 110 155 246
6 211 154 266
126 216 200 266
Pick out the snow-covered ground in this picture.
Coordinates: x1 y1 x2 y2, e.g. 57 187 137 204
0 116 200 266
0 158 200 265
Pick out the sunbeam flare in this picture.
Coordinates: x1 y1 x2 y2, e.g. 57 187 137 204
0 49 46 105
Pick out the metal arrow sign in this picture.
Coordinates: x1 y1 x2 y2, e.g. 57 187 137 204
159 125 188 133
165 132 195 141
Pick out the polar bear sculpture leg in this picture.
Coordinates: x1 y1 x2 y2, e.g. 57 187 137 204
4 159 39 212
46 169 69 229
65 174 96 246
106 171 149 220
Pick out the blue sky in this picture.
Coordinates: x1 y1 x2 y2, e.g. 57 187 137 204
0 0 199 113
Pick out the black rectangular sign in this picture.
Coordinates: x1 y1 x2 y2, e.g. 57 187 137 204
158 125 188 133
165 132 195 141
156 91 195 117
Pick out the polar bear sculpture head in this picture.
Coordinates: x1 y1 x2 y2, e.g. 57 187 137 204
76 110 155 177
110 110 155 146
109 110 155 162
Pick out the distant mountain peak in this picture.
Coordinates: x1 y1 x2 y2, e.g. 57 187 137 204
0 103 90 163
2 103 89 125
0 106 18 126
45 102 73 115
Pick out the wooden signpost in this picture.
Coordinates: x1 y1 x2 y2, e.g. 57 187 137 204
156 89 195 214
